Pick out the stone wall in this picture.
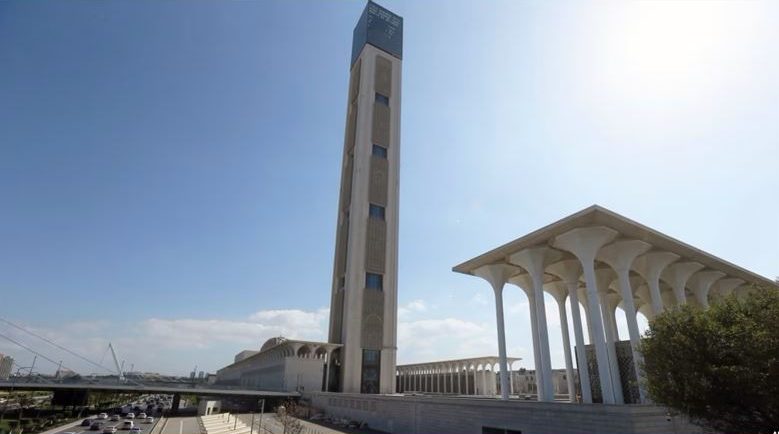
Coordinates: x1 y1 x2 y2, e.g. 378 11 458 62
305 392 704 434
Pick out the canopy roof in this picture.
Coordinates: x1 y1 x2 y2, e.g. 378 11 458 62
453 204 776 288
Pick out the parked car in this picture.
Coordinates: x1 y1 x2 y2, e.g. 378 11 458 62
144 417 154 424
122 421 134 430
81 419 93 426
125 413 135 419
91 422 105 431
110 415 120 422
129 427 142 434
103 426 117 434
138 413 146 419
97 413 108 420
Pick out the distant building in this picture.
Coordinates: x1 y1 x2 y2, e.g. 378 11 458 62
55 367 78 379
198 371 205 379
189 371 196 379
512 368 576 397
216 337 341 393
0 355 12 380
234 350 258 364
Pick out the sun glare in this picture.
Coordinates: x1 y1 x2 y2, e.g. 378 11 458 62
594 1 763 102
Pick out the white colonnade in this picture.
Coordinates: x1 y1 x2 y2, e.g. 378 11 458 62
396 356 518 396
454 206 773 404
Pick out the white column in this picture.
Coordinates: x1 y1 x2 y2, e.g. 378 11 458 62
598 239 650 402
474 263 518 400
633 252 680 315
634 284 655 320
509 274 545 401
552 226 619 404
577 287 595 344
324 349 333 392
509 360 515 396
662 262 704 306
449 364 454 394
687 271 725 309
594 268 624 404
508 246 562 402
545 281 577 403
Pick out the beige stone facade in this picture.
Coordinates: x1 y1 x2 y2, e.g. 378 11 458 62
327 2 402 395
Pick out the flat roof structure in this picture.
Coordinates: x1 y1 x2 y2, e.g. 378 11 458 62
452 204 777 405
453 204 775 287
397 356 521 396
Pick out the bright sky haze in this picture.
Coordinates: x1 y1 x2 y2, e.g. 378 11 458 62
1 0 777 376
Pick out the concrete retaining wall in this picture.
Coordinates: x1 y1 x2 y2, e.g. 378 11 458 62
304 392 704 434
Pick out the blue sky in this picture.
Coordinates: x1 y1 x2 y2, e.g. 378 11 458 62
1 0 777 376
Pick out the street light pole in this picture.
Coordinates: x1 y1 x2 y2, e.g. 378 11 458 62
28 356 37 378
258 399 264 434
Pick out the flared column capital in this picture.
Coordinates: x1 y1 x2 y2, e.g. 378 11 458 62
633 251 680 281
551 226 619 263
546 259 582 285
594 267 617 295
662 261 704 304
508 246 564 281
688 270 726 308
712 277 745 298
544 281 568 306
598 239 652 273
473 263 521 294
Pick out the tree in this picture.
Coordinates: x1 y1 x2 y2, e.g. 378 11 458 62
640 286 779 433
274 400 303 434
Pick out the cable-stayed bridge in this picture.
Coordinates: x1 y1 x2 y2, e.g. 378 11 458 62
0 318 298 404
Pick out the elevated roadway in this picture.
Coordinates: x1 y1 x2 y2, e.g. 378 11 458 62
0 381 299 399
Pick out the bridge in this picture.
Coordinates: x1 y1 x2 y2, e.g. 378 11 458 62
0 318 299 407
0 379 299 398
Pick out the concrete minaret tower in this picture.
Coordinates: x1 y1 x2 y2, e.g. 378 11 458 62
327 1 402 394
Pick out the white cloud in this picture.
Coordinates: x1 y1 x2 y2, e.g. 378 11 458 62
469 291 489 306
0 308 331 376
145 308 330 349
397 318 495 364
398 299 427 319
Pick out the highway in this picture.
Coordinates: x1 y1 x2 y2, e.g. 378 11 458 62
50 415 160 434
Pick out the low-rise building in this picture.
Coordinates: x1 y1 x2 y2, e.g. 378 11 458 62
216 337 341 393
0 355 14 380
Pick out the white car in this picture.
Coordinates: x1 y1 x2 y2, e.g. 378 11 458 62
103 426 117 434
129 428 142 434
143 417 154 424
122 421 134 430
125 413 135 419
138 413 146 419
97 414 109 420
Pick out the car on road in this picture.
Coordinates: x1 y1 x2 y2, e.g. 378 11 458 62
125 413 135 419
110 415 120 422
82 419 93 426
97 413 108 420
91 422 105 431
103 426 117 434
129 427 142 434
122 421 134 430
143 417 153 424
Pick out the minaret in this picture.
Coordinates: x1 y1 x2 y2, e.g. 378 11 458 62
327 1 402 394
